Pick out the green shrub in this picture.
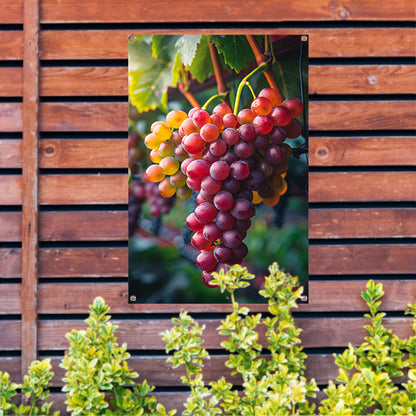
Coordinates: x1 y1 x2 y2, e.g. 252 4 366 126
0 264 414 416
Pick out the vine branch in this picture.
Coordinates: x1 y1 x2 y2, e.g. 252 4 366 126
245 35 285 103
178 82 200 108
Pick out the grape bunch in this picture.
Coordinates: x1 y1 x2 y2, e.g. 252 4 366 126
143 87 304 287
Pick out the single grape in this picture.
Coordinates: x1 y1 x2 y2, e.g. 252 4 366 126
186 212 204 232
203 222 223 241
186 176 202 191
234 218 251 233
222 128 240 146
169 170 187 188
210 114 224 131
158 177 176 198
213 243 233 262
237 108 256 125
230 160 250 180
192 109 211 128
145 164 165 183
265 143 287 165
176 185 193 200
222 229 244 248
179 118 199 137
268 126 286 144
186 159 211 181
213 190 234 211
202 149 220 163
201 176 222 195
144 133 162 150
194 202 217 224
188 107 200 118
196 190 214 204
269 106 292 127
251 96 272 115
283 118 303 138
149 148 163 163
245 171 266 191
252 134 269 151
200 123 219 142
209 139 227 156
213 103 232 117
201 271 219 288
258 87 282 107
230 198 255 220
166 109 188 128
196 251 218 272
253 115 274 135
221 176 240 194
232 242 248 260
153 122 171 141
238 124 256 142
222 113 238 129
234 140 253 159
174 144 189 162
215 210 235 230
191 231 214 251
170 130 182 146
210 160 230 181
158 141 175 158
159 156 179 175
282 97 304 118
182 132 206 155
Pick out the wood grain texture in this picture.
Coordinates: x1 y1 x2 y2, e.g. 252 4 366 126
35 65 416 96
309 244 416 275
35 316 413 350
0 31 23 60
37 279 416 314
0 284 21 314
39 28 416 60
309 65 416 95
39 102 127 132
39 0 415 23
0 321 20 350
309 172 416 202
0 0 23 24
309 137 416 166
0 174 127 205
0 103 22 132
0 68 22 96
309 208 416 238
0 211 127 242
40 67 127 96
0 139 22 168
39 139 127 168
309 100 415 130
36 101 416 132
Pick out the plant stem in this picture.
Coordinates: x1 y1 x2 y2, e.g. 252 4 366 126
178 82 200 108
245 35 285 103
209 43 228 96
233 62 268 115
202 93 228 110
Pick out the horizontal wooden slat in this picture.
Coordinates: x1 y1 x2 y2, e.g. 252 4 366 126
39 28 416 60
0 103 22 132
309 172 416 202
36 316 413 351
0 139 21 168
40 67 127 96
0 284 21 314
0 68 22 96
309 137 416 166
310 244 416 275
39 102 127 131
39 139 127 168
309 65 416 95
0 1 23 24
0 211 127 242
34 65 416 96
0 315 412 351
36 279 416 314
38 0 414 23
309 100 415 130
0 174 127 205
0 31 23 60
309 208 416 238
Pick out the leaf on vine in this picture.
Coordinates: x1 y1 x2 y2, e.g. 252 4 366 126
128 39 173 113
171 51 182 86
186 35 214 83
151 35 180 63
176 35 202 67
210 35 255 73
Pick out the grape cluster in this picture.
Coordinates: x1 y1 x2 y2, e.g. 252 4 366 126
143 88 304 287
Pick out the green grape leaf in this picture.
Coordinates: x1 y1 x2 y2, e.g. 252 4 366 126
176 35 202 67
186 35 214 83
128 39 173 113
151 34 180 63
171 51 182 86
210 35 255 73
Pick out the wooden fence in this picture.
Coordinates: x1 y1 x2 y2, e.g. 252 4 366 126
0 0 415 412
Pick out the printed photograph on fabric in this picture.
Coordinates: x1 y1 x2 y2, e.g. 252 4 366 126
128 34 309 304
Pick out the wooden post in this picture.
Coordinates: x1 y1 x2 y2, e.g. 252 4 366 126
21 0 40 376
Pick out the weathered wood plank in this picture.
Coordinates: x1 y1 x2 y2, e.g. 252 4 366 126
0 139 22 168
0 103 22 132
0 211 127 242
0 321 20 350
309 172 416 202
36 316 413 350
309 208 416 239
309 244 416 275
39 103 127 132
40 67 127 96
309 100 415 130
309 65 416 95
309 137 416 166
0 68 22 97
0 31 23 60
39 0 415 23
39 28 416 60
37 101 415 132
37 279 416 314
0 284 21 314
0 175 21 205
39 139 127 168
0 0 23 24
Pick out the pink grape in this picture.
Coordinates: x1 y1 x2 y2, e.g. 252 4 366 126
194 202 217 224
196 251 218 272
213 190 234 211
215 210 235 230
210 160 230 181
253 115 274 135
203 222 223 241
230 160 250 180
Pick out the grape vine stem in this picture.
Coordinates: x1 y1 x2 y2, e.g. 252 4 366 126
209 42 229 99
178 82 200 108
245 35 285 103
